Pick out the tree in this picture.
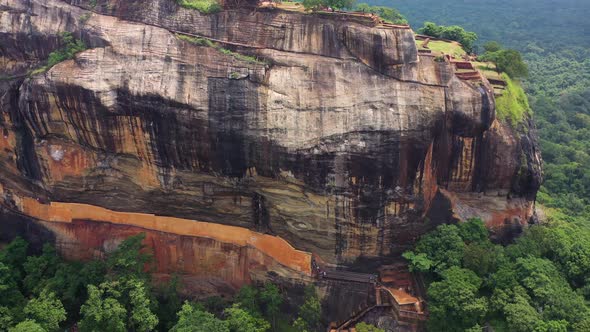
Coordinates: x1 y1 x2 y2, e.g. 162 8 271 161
225 304 270 332
405 224 464 274
483 41 502 53
0 262 26 324
355 4 407 24
155 276 183 331
235 285 260 316
24 290 66 332
127 279 158 331
463 242 504 278
79 284 127 332
457 218 488 244
106 233 152 280
440 25 478 52
260 283 282 329
0 306 14 331
170 302 229 332
46 32 86 68
501 293 553 332
0 237 28 281
293 317 308 332
402 251 433 272
427 267 487 331
23 244 60 295
302 0 356 11
418 22 478 52
573 316 590 332
355 322 385 332
494 49 529 78
296 285 321 331
46 260 106 320
465 324 483 332
419 22 442 37
480 49 528 78
8 320 45 332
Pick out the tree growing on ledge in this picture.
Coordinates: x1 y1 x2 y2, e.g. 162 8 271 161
355 3 408 24
479 42 529 79
302 0 356 11
418 22 478 53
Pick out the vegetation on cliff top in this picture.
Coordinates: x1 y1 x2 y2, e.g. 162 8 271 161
403 218 590 332
354 3 407 24
177 0 221 14
302 0 356 11
421 40 466 58
297 0 408 26
418 22 478 53
176 34 266 65
479 41 528 79
29 32 86 76
495 74 532 125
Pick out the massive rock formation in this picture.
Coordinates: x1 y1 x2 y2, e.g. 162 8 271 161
0 0 541 301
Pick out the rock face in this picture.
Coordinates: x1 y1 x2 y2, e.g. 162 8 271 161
1 0 541 294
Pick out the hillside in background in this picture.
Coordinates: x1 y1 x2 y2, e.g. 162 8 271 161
368 0 590 223
367 0 589 49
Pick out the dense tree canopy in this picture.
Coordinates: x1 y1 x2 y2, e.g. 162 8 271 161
355 322 385 332
427 267 487 331
355 3 407 24
294 285 322 332
479 43 529 78
418 22 478 52
302 0 356 11
404 219 590 331
170 302 229 332
0 235 323 331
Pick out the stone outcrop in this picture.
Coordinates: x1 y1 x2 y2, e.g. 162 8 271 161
0 0 541 301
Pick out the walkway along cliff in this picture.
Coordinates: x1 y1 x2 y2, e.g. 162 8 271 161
0 0 542 324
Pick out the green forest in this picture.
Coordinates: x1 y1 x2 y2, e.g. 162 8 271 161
404 218 590 331
0 234 353 332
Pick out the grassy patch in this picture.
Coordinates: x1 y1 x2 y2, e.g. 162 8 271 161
420 40 466 58
29 32 86 76
177 0 221 14
176 34 215 47
474 61 501 77
176 34 266 65
219 48 261 64
495 73 532 126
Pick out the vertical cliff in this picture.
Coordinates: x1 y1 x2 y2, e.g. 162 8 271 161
0 0 541 301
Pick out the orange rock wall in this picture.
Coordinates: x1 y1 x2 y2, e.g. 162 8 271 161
18 197 312 275
38 219 288 295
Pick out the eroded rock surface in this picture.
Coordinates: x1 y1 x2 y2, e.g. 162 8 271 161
1 0 541 297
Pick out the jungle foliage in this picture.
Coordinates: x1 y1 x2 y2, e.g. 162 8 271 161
418 22 478 53
404 218 590 331
355 3 407 24
177 0 222 14
0 235 323 332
